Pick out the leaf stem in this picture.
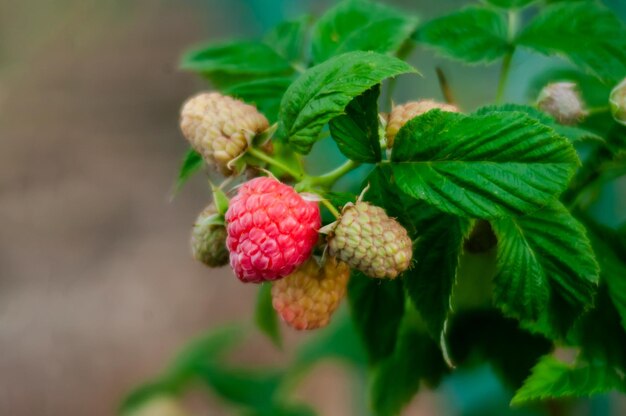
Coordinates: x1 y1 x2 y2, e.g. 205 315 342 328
309 160 361 188
496 10 519 103
320 198 341 219
496 51 514 103
436 67 456 105
246 147 304 181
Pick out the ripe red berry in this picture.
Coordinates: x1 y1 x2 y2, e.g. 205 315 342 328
225 177 321 283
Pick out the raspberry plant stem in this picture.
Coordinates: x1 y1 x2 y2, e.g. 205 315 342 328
309 160 361 188
246 147 305 181
320 199 341 219
496 10 519 103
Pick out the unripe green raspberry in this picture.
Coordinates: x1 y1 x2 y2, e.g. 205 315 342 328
386 100 459 148
271 257 350 330
328 202 413 279
191 204 229 267
537 82 587 125
180 92 269 175
610 77 626 126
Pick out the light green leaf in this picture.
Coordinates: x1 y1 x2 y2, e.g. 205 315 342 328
181 41 293 87
329 85 382 163
224 77 293 122
404 210 471 340
173 149 203 193
491 201 599 329
264 16 310 65
485 0 536 8
254 283 282 348
511 356 625 405
390 110 579 219
311 0 418 64
371 312 447 416
414 6 510 64
348 271 405 363
475 104 604 144
279 51 417 154
518 2 626 84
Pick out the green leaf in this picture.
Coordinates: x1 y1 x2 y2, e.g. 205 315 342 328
371 312 448 416
390 110 579 219
311 0 418 64
264 16 310 65
181 41 293 87
491 201 599 333
584 222 626 331
347 271 405 363
511 355 625 405
174 149 203 193
224 77 293 122
279 51 417 154
197 364 284 411
475 104 604 144
404 210 472 340
254 283 282 348
485 0 536 8
446 310 552 388
329 85 382 163
518 2 626 84
414 6 510 64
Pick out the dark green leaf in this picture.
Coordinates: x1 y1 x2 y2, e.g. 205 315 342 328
404 211 472 340
174 149 203 193
311 0 418 64
371 312 448 416
447 310 552 388
264 16 310 65
485 0 536 8
518 2 626 84
181 41 293 87
254 283 282 348
224 77 293 122
348 271 405 363
414 6 510 64
511 355 625 405
584 222 626 331
475 104 604 144
390 110 579 219
329 85 382 163
279 51 417 154
491 201 599 334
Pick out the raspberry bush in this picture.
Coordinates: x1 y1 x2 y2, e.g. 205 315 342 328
122 1 626 415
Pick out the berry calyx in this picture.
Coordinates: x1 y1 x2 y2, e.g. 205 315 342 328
179 92 269 175
225 177 321 283
271 256 350 330
190 204 229 268
327 202 413 279
386 100 459 148
537 82 587 125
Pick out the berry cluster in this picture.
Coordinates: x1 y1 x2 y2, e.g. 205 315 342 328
178 92 426 330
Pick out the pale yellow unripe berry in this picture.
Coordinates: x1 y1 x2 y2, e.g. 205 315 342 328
610 77 626 126
180 92 269 175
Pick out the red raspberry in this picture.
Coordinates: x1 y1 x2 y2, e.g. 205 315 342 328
225 177 321 283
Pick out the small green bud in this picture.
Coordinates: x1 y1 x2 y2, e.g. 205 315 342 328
610 77 626 126
537 82 587 125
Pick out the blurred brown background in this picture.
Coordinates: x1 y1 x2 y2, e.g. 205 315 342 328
0 1 262 414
